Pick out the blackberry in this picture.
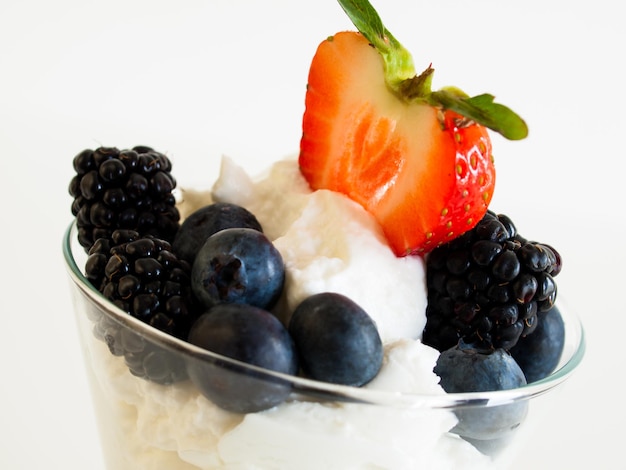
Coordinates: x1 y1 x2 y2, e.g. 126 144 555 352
85 229 200 384
69 146 180 251
422 211 561 352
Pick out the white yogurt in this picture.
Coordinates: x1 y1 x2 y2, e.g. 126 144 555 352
210 156 428 343
82 156 492 469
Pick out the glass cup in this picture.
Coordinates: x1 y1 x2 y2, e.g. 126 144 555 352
63 221 585 470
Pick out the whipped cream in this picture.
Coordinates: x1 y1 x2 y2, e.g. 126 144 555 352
82 156 492 469
210 156 427 343
88 334 488 469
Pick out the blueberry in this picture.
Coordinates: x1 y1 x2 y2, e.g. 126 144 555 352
173 202 263 264
434 342 528 442
187 303 298 413
191 228 284 310
289 292 383 386
509 305 565 383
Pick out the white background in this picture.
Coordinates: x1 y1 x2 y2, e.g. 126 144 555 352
0 0 621 468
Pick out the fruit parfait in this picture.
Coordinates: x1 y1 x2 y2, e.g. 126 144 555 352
63 0 584 469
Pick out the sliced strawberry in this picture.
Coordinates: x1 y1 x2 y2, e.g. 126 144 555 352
299 0 527 256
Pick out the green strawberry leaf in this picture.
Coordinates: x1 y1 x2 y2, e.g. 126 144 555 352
336 0 528 141
430 90 529 140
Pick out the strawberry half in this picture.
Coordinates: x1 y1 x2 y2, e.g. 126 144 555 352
299 0 527 256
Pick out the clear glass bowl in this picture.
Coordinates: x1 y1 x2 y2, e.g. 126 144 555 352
63 221 585 470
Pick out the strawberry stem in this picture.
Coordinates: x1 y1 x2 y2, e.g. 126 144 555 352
336 0 528 140
336 0 416 86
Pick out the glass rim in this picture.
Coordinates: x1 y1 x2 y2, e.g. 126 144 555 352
63 220 586 410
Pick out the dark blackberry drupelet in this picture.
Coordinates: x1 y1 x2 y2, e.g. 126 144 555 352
422 211 562 352
85 229 200 384
69 146 180 251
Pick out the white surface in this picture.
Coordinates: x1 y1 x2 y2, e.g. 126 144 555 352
0 0 620 468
